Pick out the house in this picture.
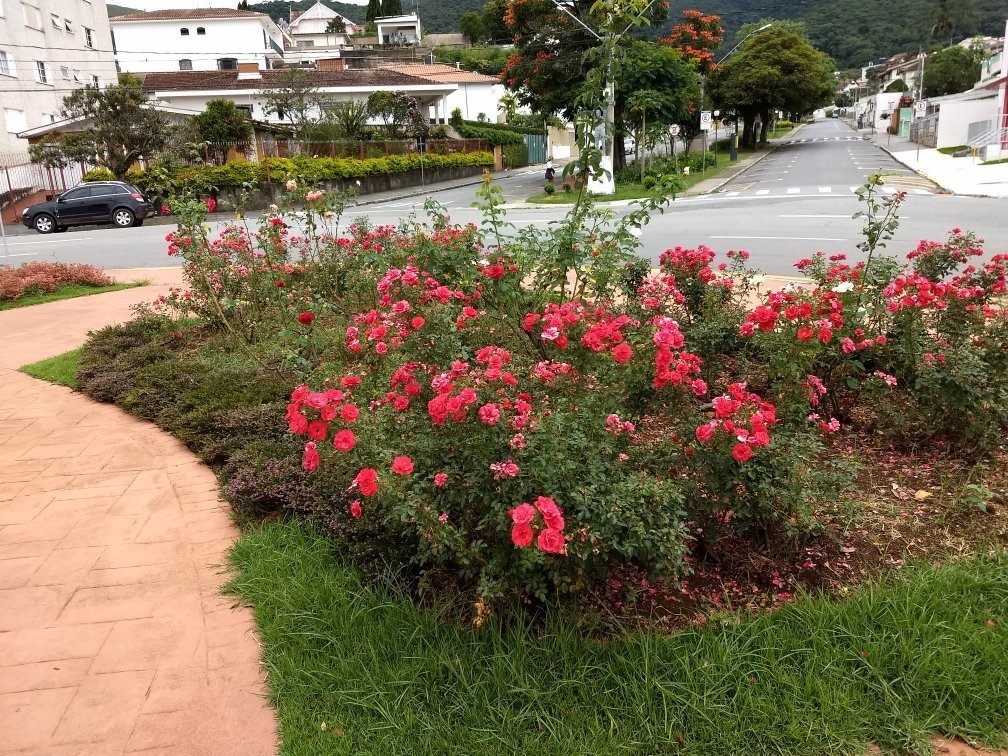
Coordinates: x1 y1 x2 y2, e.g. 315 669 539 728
0 0 118 151
280 2 359 66
877 52 927 94
139 67 457 127
375 14 421 46
380 63 503 121
110 9 287 73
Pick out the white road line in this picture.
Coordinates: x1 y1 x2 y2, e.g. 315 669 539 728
850 187 859 192
756 189 770 195
786 187 800 194
818 186 832 193
913 189 931 194
0 251 39 257
6 237 95 245
711 235 848 241
722 191 739 197
778 214 850 218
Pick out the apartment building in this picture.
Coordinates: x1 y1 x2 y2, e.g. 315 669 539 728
0 0 118 150
109 9 286 74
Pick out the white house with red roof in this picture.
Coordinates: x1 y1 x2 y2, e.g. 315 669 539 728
380 63 504 122
110 9 287 73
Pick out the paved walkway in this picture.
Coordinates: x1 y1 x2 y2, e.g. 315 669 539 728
0 269 277 755
852 126 1008 198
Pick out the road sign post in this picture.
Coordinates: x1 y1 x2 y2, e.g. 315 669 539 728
669 124 680 173
700 111 712 173
914 100 927 160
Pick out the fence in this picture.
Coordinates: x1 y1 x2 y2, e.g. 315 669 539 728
0 151 90 224
910 114 938 148
260 138 488 160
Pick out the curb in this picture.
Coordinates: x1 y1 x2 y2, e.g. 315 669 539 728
692 123 806 196
349 165 547 208
871 141 954 195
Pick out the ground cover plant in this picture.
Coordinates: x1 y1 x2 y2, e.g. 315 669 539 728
69 162 1008 751
0 262 139 310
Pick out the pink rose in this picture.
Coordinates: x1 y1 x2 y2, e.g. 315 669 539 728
391 455 414 475
302 442 319 471
350 500 362 518
434 472 448 488
537 528 566 554
511 523 534 547
510 502 536 525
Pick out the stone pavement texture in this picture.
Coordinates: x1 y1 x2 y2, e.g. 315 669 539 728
0 268 277 755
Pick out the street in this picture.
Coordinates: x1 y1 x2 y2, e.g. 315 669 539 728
4 119 1006 277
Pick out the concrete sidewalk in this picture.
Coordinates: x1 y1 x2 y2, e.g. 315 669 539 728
854 127 1008 198
0 269 277 754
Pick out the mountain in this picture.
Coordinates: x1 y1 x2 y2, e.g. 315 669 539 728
106 3 142 16
243 0 1006 69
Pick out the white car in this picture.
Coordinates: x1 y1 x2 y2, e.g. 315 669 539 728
624 136 636 154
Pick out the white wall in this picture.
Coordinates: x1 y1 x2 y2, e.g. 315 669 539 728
441 83 503 122
0 0 118 151
936 95 999 148
869 92 905 130
112 17 284 73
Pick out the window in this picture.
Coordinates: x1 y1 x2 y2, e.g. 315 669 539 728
4 108 26 135
48 113 56 122
178 58 192 70
84 27 93 48
73 69 81 82
35 60 48 84
64 18 73 33
0 51 13 77
50 11 60 27
0 1 5 18
180 27 189 35
196 26 205 34
22 3 42 29
91 75 99 86
60 65 70 80
62 187 90 201
217 57 237 70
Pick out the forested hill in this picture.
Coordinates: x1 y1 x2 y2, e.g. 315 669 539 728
245 0 1007 69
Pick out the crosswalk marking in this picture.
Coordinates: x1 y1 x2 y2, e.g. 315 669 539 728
703 185 937 198
818 186 832 193
756 189 770 195
786 187 800 194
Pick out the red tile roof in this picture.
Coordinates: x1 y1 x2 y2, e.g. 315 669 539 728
380 63 499 84
112 8 270 22
141 69 442 92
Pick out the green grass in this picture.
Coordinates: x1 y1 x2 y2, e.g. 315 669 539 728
0 281 147 311
938 145 969 155
982 157 1008 166
19 347 84 388
227 520 1008 756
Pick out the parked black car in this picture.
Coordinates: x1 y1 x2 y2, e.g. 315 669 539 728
21 181 154 234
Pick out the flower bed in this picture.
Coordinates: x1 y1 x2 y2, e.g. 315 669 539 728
0 262 115 303
74 176 1008 616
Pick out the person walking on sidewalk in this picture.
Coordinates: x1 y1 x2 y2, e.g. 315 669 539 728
545 157 555 184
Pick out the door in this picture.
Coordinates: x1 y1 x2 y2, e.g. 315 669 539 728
86 184 122 221
54 186 93 224
525 133 547 165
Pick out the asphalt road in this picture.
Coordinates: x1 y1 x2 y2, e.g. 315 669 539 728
4 119 1006 277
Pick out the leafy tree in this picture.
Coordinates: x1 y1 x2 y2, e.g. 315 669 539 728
617 41 698 147
835 90 855 107
325 16 347 34
192 99 253 144
31 80 171 180
482 0 509 45
498 92 518 122
459 11 485 45
367 90 401 137
380 0 402 16
325 100 370 140
237 0 249 9
365 0 381 24
884 77 909 93
708 22 835 148
260 69 326 140
922 44 984 97
660 9 724 75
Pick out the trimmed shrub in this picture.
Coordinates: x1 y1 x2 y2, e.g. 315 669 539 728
82 168 116 182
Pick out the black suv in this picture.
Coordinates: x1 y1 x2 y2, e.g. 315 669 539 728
21 181 154 233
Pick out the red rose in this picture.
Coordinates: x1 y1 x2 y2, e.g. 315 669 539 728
394 395 410 412
411 316 425 329
732 443 753 462
353 468 379 496
302 442 319 471
341 404 360 423
297 312 315 326
434 472 448 488
288 413 309 435
797 326 814 341
510 502 536 525
613 343 633 363
391 455 414 475
350 500 362 519
511 522 533 547
536 527 566 554
333 429 356 452
307 420 328 441
695 423 714 443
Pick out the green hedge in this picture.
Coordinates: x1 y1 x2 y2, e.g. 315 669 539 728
82 168 115 182
454 122 525 146
502 142 529 169
125 151 494 190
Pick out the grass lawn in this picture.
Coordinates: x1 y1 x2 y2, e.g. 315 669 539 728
528 148 758 204
982 157 1008 166
938 145 969 155
19 347 84 388
0 281 146 311
227 520 1008 755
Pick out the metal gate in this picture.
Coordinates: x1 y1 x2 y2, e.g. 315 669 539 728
525 133 547 165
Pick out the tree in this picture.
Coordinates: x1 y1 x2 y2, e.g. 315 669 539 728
922 44 984 97
884 78 909 93
193 99 253 144
33 80 171 179
459 11 485 46
260 69 325 141
482 0 509 45
325 16 347 34
498 92 518 123
366 0 381 24
834 90 855 108
659 9 724 76
380 0 401 17
325 100 370 140
708 23 835 149
237 0 249 9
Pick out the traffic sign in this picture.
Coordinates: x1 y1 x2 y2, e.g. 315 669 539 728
914 100 928 117
669 124 681 137
700 111 713 131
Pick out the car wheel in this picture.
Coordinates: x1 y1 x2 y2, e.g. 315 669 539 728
112 208 135 228
33 213 56 234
